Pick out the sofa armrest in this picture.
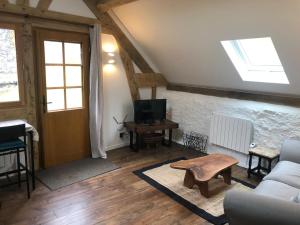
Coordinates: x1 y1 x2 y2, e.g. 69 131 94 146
224 190 300 225
281 139 300 163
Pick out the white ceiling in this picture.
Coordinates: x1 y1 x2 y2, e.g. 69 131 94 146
49 0 96 18
8 0 96 18
113 0 300 96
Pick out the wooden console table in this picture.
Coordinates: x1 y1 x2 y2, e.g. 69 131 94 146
124 120 179 151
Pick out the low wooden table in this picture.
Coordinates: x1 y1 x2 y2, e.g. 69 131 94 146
170 154 239 198
248 147 280 178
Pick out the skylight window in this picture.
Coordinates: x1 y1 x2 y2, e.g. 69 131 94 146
221 37 289 84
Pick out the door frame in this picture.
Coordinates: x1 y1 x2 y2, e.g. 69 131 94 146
34 28 90 168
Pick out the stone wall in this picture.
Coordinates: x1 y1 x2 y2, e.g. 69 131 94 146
158 88 300 167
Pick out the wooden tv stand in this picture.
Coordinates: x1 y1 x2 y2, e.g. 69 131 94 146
124 120 179 151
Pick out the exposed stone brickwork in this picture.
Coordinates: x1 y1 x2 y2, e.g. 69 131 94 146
158 89 300 166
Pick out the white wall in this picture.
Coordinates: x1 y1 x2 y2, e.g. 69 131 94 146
114 0 300 96
101 32 163 151
102 34 133 151
157 88 300 167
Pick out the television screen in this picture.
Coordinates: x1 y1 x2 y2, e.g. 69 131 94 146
134 99 167 124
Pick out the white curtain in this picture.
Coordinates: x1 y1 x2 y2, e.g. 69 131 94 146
89 24 106 159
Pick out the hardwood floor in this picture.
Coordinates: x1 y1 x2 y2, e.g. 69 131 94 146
0 144 259 225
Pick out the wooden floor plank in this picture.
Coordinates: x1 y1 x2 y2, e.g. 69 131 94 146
0 144 259 225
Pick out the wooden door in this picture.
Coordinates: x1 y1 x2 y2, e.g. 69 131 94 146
36 29 90 168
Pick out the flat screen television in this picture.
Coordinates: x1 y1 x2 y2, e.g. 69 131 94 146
134 99 167 124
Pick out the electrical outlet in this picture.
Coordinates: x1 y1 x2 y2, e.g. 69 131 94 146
250 143 256 148
120 131 129 139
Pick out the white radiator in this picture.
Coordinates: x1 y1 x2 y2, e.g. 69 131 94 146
210 114 253 154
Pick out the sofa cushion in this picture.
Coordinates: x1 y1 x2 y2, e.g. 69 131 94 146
254 180 299 201
263 161 300 189
291 193 300 203
281 139 300 164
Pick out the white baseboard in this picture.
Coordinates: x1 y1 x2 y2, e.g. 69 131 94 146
105 142 129 151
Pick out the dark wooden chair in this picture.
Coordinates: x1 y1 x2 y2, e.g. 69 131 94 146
0 124 30 198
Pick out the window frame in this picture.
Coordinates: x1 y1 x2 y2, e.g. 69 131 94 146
0 22 25 109
221 37 289 84
43 40 85 112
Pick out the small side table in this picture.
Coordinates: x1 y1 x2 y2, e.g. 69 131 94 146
248 147 280 178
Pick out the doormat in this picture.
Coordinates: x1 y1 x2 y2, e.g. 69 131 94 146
37 158 120 190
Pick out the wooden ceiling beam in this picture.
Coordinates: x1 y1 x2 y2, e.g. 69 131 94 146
119 46 140 101
84 0 153 73
0 2 98 25
84 0 169 100
101 13 154 73
167 83 300 107
16 0 29 7
96 0 139 13
37 0 53 11
135 73 168 99
135 73 168 88
0 0 8 5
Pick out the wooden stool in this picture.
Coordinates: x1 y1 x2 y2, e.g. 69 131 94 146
143 132 164 148
248 147 280 178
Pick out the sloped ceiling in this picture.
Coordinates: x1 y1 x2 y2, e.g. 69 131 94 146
113 0 300 96
49 0 96 18
8 0 96 18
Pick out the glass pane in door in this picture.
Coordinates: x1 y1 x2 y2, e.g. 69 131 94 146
46 66 64 88
64 43 82 64
66 88 82 109
47 89 65 111
65 66 82 87
44 41 63 64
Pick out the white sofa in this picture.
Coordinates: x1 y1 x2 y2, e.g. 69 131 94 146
224 140 300 225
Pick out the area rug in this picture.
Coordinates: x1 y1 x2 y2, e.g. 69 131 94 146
133 157 255 225
37 158 120 190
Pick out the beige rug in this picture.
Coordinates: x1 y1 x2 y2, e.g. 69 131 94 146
134 158 255 225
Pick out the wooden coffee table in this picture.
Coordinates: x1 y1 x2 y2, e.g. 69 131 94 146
170 154 239 198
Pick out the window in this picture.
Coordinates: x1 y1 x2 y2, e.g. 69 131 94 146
221 37 289 84
0 24 24 107
44 41 84 112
